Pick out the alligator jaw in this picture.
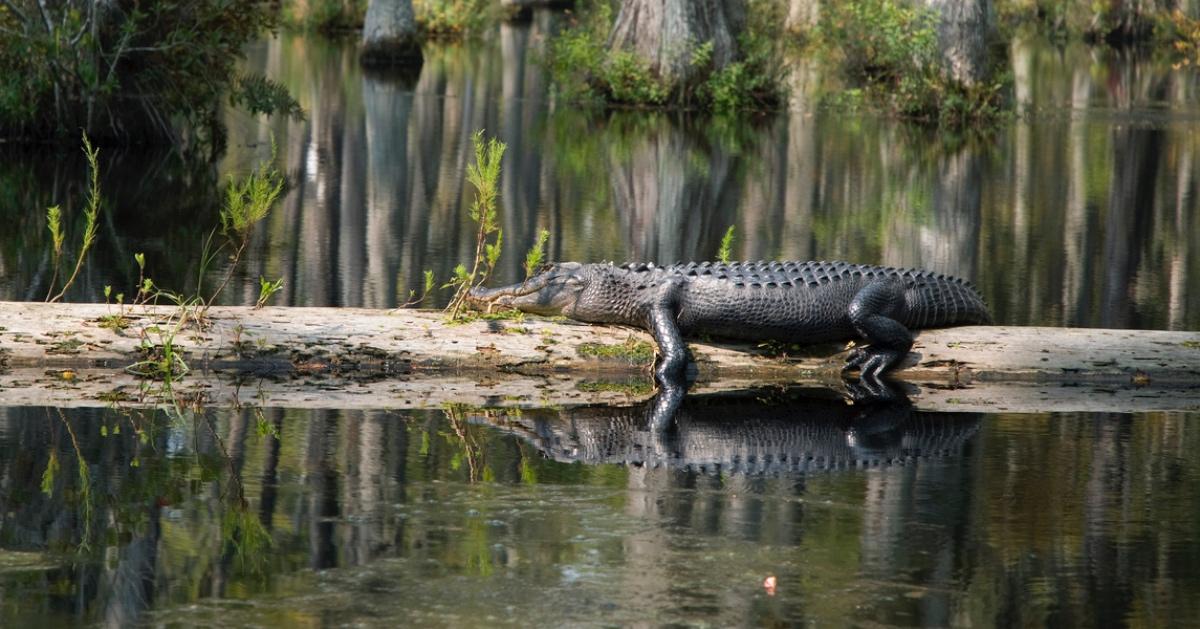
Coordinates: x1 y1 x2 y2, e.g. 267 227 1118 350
466 284 527 312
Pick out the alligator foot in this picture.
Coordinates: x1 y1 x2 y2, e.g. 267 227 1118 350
843 346 908 380
842 372 907 404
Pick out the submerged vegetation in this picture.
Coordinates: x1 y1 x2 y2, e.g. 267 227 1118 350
0 0 300 145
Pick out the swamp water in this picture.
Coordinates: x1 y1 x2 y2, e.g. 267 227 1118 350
1 399 1198 627
1 11 1199 627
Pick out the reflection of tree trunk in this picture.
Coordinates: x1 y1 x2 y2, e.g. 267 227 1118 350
609 120 737 262
363 70 415 307
883 146 981 282
780 58 821 261
500 20 543 280
1102 128 1161 328
339 105 367 308
308 410 341 569
608 0 746 89
295 49 353 307
620 466 675 604
259 410 285 530
1062 64 1094 326
1167 143 1190 330
102 502 162 627
346 411 385 565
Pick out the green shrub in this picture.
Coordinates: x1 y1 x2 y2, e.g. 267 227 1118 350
700 32 782 114
819 0 1008 127
282 0 367 33
415 0 493 38
547 0 782 113
0 1 299 145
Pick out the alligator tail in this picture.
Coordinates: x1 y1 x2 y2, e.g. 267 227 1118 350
904 276 992 328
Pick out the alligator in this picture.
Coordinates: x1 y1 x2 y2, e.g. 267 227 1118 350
469 388 981 475
467 260 991 388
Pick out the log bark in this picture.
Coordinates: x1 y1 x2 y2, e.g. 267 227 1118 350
360 0 422 66
607 0 746 89
1 302 1198 413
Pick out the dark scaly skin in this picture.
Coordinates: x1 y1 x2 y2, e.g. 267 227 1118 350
467 260 992 388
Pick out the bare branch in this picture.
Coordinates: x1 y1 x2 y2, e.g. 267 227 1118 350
35 0 53 35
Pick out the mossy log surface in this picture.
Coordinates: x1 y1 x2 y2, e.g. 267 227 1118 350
1 301 1198 413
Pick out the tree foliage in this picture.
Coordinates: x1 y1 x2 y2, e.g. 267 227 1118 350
0 0 299 145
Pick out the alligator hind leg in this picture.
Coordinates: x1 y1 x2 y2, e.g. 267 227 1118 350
844 279 914 380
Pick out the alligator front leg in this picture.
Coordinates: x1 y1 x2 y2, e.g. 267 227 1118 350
648 304 688 385
646 278 688 387
844 279 914 380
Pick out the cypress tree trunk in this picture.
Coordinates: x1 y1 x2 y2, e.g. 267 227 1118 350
361 0 423 66
607 0 746 90
921 0 994 85
785 0 821 34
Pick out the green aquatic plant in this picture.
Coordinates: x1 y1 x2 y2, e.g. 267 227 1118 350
255 277 285 309
717 225 736 263
46 132 102 303
524 229 551 279
446 130 506 320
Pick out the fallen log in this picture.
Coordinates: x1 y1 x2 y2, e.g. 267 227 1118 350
0 301 1197 412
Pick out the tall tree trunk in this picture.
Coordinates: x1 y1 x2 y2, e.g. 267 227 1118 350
785 0 821 34
361 0 423 66
607 0 746 90
921 0 995 85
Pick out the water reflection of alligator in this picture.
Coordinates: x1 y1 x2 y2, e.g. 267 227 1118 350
476 388 981 474
467 261 991 389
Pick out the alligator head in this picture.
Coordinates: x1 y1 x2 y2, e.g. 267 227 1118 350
467 262 594 317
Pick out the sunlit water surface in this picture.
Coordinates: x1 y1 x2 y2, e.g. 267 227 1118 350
1 20 1199 330
2 12 1200 628
0 403 1197 626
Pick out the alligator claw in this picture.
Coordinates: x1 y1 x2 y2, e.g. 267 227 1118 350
842 373 905 404
843 347 869 372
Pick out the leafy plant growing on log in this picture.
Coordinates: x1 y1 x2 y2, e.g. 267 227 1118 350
255 277 285 309
399 270 437 307
446 130 506 320
45 132 102 302
200 148 286 316
524 229 550 279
